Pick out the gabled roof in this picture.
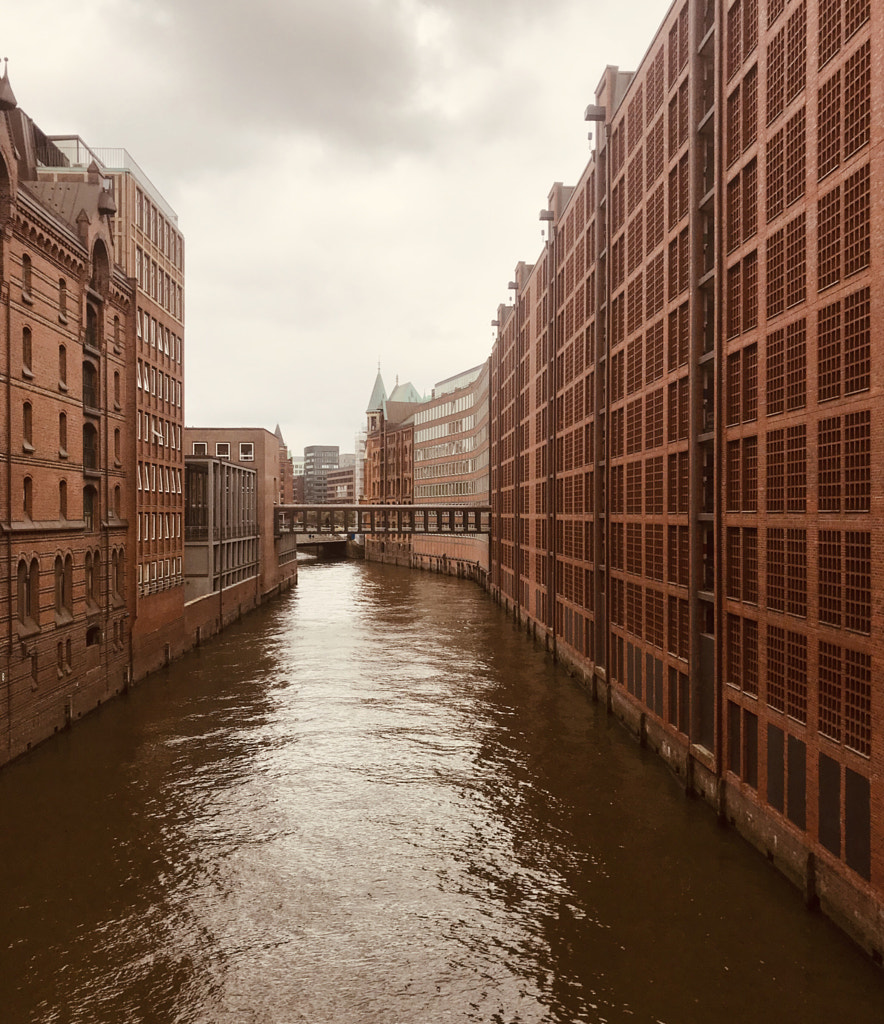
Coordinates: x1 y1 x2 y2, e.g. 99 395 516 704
366 370 387 413
388 381 423 404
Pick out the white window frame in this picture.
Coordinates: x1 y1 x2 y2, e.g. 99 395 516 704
239 442 255 461
216 442 230 459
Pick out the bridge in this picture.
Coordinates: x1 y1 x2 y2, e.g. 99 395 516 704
275 504 491 537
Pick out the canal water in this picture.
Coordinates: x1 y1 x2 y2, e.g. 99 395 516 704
1 561 882 1023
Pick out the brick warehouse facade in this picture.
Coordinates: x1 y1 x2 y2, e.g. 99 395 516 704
489 0 883 957
0 93 133 760
34 133 188 681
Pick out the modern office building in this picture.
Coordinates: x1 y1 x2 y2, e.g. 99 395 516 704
184 427 297 605
412 362 490 580
488 0 881 956
184 455 257 603
303 445 339 504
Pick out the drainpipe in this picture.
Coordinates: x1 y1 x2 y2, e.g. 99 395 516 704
3 215 12 756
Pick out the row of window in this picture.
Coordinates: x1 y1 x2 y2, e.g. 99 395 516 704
191 441 255 461
16 547 125 628
136 308 182 362
414 416 477 443
137 414 182 453
414 449 489 480
136 359 182 406
137 512 182 544
136 462 183 495
413 392 477 425
135 247 183 319
135 188 183 268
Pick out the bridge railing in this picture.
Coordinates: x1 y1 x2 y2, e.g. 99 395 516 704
275 504 491 536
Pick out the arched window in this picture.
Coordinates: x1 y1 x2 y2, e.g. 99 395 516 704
59 344 67 387
22 327 32 374
113 484 121 518
59 278 67 321
64 554 73 610
86 625 101 647
114 427 121 463
59 479 68 519
83 425 99 472
21 254 32 298
22 401 33 449
85 304 99 351
23 476 32 518
82 361 98 410
54 555 64 613
59 412 67 455
113 370 121 407
84 551 92 602
83 486 97 531
17 557 39 626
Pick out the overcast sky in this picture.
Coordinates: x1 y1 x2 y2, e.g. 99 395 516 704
6 0 672 454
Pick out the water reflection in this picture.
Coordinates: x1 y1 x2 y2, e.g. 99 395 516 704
0 561 881 1023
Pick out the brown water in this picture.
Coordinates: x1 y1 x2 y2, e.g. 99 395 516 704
1 560 882 1024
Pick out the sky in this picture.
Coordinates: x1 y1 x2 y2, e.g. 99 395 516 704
5 0 673 455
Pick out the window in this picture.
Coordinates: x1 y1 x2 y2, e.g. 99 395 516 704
22 402 33 451
83 486 97 531
17 557 39 627
21 254 32 299
216 442 230 458
22 327 32 375
23 476 33 518
59 412 68 456
83 424 99 471
59 345 67 388
59 278 67 321
59 479 67 519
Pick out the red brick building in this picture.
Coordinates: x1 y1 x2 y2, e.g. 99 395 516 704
363 373 423 565
36 132 187 681
0 83 133 762
412 362 490 581
489 0 882 957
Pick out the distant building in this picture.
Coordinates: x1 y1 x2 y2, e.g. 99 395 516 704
326 465 355 503
274 424 294 504
303 445 339 503
184 456 257 603
363 371 425 565
184 428 297 609
412 362 490 580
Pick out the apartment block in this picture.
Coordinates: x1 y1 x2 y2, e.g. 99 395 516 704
489 0 882 957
